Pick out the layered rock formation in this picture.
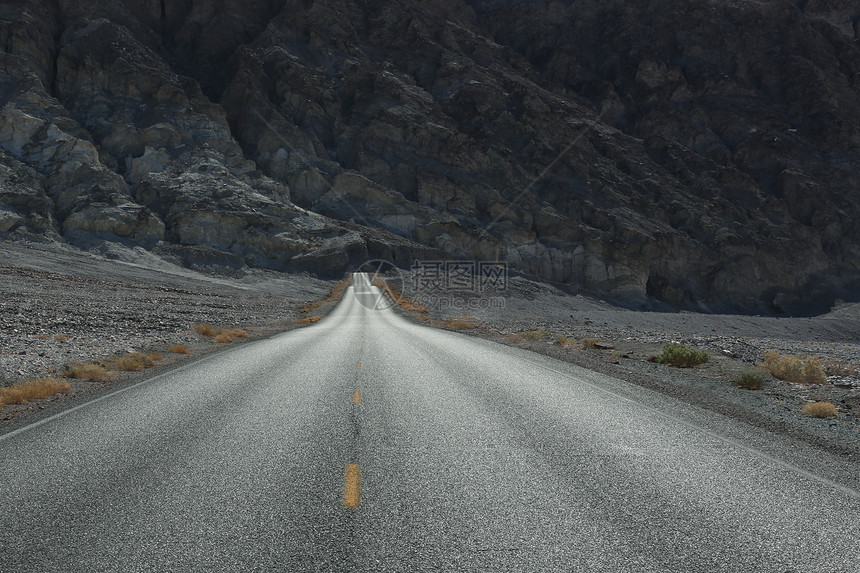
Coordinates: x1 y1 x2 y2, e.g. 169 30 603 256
1 0 859 311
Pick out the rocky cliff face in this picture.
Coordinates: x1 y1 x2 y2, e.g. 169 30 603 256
1 0 858 311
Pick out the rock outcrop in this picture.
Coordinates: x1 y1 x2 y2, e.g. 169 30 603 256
1 0 858 311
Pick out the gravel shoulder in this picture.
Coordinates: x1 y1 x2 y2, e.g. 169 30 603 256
0 240 337 425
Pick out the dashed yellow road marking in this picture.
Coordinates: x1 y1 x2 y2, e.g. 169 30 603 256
352 390 362 404
356 362 362 369
343 463 361 508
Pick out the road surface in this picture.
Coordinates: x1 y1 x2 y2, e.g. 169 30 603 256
1 273 859 571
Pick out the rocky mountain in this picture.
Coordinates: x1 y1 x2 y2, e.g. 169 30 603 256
1 0 859 312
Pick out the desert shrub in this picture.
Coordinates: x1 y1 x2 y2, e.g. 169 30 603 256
295 315 322 325
655 344 710 367
109 352 155 371
65 363 109 381
0 378 70 407
213 329 248 343
214 332 235 343
581 337 601 349
194 324 250 342
734 369 765 389
147 352 163 362
759 351 826 384
802 401 837 418
193 323 217 336
53 334 69 342
168 344 190 355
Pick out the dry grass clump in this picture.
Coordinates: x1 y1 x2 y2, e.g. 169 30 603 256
168 344 190 355
802 401 838 418
213 329 250 343
759 351 826 385
194 323 251 343
103 351 166 371
65 362 110 381
53 334 69 342
581 337 601 349
734 369 766 389
193 323 217 336
295 315 322 325
655 343 710 367
0 378 71 407
108 352 155 371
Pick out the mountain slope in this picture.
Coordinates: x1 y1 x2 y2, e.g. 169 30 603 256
1 0 858 311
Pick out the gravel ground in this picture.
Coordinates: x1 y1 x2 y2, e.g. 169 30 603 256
0 240 332 422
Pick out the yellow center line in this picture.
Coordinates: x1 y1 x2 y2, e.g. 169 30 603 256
356 361 362 369
352 390 361 404
343 463 361 508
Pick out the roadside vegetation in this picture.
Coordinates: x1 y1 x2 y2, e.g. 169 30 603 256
733 369 766 389
802 401 838 418
758 350 826 385
65 362 110 381
107 352 163 371
295 277 352 325
0 378 70 408
654 343 710 368
193 323 250 343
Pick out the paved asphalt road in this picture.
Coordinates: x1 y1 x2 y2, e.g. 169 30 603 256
2 273 859 572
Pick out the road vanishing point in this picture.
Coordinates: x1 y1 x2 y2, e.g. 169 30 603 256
1 273 859 572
